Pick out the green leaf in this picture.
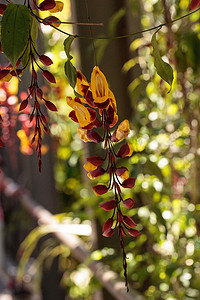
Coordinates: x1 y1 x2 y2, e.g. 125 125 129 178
1 4 31 67
64 60 77 89
21 14 38 73
151 32 174 90
63 35 75 60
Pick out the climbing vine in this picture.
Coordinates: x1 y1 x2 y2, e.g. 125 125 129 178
0 0 199 292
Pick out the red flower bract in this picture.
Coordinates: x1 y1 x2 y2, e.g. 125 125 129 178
123 198 135 209
100 200 116 211
123 216 137 227
87 156 104 166
87 130 103 143
121 177 136 188
39 0 56 11
45 101 57 111
90 167 105 178
92 184 108 195
128 229 141 237
102 229 114 237
42 70 56 83
39 55 53 66
103 218 113 232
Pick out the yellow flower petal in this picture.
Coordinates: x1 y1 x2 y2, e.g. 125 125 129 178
127 143 133 157
67 97 91 127
120 170 129 180
116 120 130 141
91 66 109 103
84 161 97 172
77 127 90 143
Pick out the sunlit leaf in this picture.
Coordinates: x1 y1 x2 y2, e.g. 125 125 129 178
1 4 31 67
63 36 76 60
151 32 174 90
64 60 77 89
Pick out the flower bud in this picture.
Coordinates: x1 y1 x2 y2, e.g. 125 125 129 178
128 229 141 237
100 200 115 211
89 167 105 178
123 216 137 227
42 70 56 83
103 218 113 232
36 88 43 100
49 1 64 12
45 101 57 111
39 0 56 11
93 184 108 195
32 69 37 79
87 156 104 166
121 177 136 189
118 226 126 237
19 100 28 111
39 55 53 66
117 211 123 223
87 130 103 143
116 167 129 180
123 198 135 209
43 16 61 28
102 229 114 237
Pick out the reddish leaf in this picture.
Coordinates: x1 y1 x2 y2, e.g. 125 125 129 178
123 216 137 227
39 55 53 66
189 0 200 10
103 218 113 232
42 70 56 83
123 198 135 209
39 0 56 11
45 101 57 111
128 229 141 237
100 200 116 211
87 156 104 166
19 99 28 111
102 229 114 237
87 130 103 143
121 177 136 188
93 184 108 195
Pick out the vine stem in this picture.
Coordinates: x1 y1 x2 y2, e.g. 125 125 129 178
31 7 200 40
79 7 200 40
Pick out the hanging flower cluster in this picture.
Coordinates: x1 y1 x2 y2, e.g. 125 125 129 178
0 1 64 171
67 66 140 290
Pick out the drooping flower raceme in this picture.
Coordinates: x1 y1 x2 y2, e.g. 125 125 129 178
67 66 140 291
